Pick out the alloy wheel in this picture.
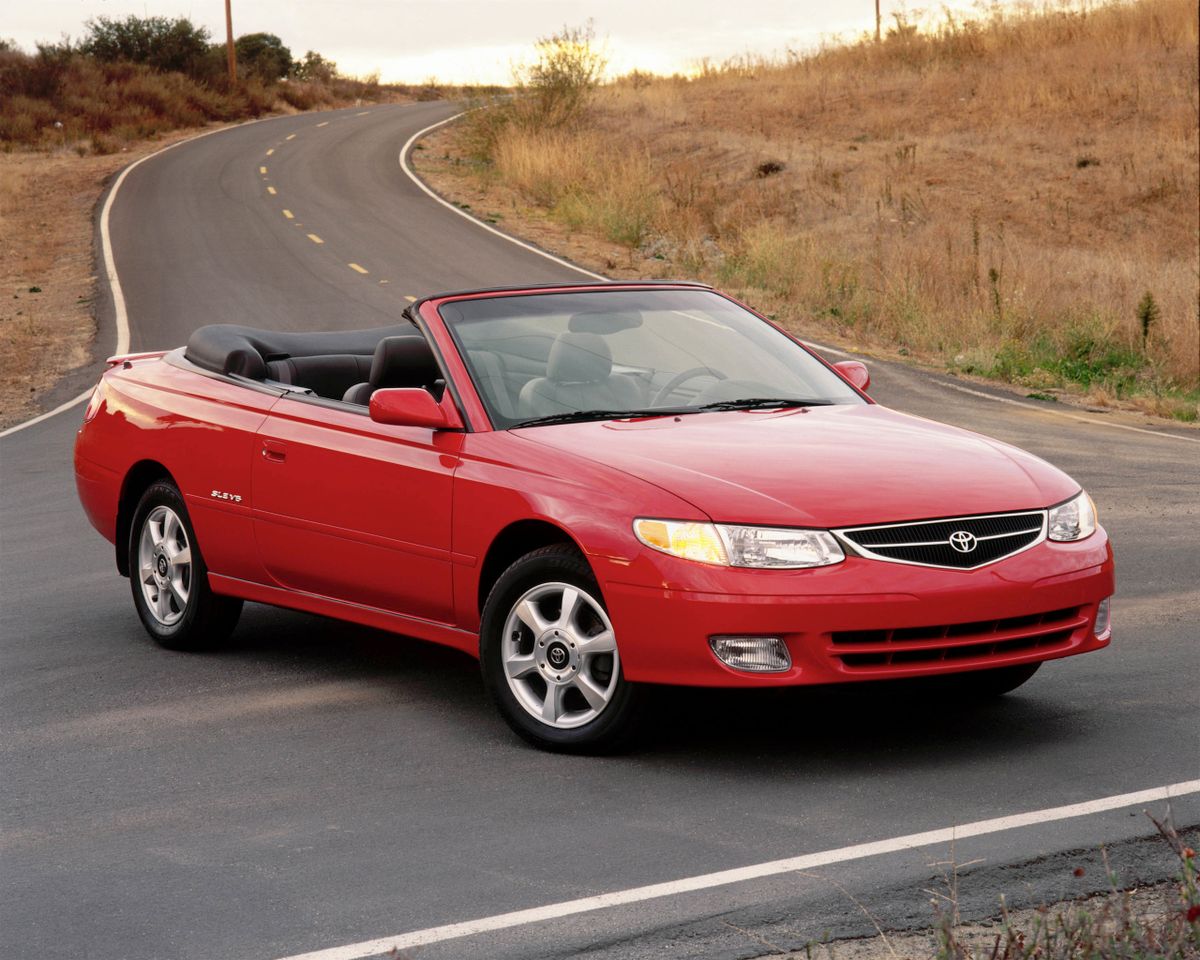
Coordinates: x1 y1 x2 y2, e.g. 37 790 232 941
137 505 192 625
501 581 620 729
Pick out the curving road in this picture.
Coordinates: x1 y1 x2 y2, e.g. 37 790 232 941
1 101 1197 960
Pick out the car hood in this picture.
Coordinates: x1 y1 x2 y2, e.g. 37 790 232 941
512 404 1079 528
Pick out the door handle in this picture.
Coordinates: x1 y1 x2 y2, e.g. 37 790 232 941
261 440 287 463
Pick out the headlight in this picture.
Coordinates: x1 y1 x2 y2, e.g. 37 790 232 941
633 518 844 569
1047 490 1097 542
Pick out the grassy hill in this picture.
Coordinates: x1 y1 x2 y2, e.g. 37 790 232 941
426 0 1199 419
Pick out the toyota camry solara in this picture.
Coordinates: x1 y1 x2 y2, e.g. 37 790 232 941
75 281 1114 751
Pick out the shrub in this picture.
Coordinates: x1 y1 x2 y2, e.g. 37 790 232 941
80 15 210 77
464 23 606 163
517 22 607 128
292 50 336 83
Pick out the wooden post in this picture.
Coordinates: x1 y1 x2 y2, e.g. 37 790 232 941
875 0 882 41
225 0 237 83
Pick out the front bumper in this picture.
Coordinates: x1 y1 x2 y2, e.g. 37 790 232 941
598 532 1114 686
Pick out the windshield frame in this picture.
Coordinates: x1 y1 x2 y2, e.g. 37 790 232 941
435 286 869 430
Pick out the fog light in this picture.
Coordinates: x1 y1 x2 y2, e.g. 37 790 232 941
709 635 791 673
1094 596 1112 638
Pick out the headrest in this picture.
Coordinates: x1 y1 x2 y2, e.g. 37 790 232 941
568 308 643 335
369 336 440 388
547 332 612 383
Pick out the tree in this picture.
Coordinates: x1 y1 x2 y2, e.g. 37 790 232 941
292 50 336 83
80 15 210 75
235 32 293 81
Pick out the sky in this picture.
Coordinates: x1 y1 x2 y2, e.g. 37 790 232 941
5 1 982 84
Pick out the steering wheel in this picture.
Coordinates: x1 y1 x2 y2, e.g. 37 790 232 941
653 366 728 405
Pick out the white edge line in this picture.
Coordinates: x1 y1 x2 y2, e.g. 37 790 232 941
400 112 1200 445
937 380 1200 444
275 778 1200 960
398 113 608 282
0 111 313 442
0 388 94 439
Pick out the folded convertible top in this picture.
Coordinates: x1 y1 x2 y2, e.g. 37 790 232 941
183 322 420 379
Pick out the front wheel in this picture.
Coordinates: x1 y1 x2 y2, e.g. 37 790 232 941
128 481 242 651
480 545 643 753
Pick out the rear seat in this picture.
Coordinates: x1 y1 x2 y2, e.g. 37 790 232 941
264 355 373 400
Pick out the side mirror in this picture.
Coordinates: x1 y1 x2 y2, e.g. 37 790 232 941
833 360 870 393
369 388 462 430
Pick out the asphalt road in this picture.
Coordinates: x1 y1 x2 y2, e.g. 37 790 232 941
1 101 1197 960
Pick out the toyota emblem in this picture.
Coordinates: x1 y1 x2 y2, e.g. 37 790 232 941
948 530 978 553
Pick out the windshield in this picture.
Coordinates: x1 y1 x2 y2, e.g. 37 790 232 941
439 289 865 428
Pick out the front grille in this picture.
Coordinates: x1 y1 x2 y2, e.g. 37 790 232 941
829 606 1084 670
836 510 1045 569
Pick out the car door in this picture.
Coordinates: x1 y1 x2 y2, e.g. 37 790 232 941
251 395 462 625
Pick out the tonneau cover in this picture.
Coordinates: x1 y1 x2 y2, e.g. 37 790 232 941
183 322 420 379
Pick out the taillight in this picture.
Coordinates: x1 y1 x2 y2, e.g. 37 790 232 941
83 384 104 423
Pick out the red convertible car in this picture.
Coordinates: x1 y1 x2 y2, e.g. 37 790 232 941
75 282 1114 750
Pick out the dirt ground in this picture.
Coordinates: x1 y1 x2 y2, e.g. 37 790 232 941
0 130 206 429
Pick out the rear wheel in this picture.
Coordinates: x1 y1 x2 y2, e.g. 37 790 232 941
480 545 643 753
128 481 242 651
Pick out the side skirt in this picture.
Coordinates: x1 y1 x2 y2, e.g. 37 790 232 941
207 574 480 657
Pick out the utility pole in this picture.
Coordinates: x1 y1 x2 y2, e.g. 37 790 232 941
875 0 882 42
225 0 237 83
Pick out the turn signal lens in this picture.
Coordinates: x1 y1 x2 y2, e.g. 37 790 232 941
1094 596 1112 638
1048 491 1097 542
633 519 728 565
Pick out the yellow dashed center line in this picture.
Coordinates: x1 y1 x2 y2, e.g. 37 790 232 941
356 111 370 116
316 121 329 127
266 148 274 156
259 166 268 175
283 209 294 219
286 133 297 140
267 186 277 195
348 263 369 275
404 295 417 302
307 233 324 244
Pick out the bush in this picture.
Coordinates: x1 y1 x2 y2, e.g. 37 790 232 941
464 23 606 164
80 15 210 77
517 22 607 128
292 50 336 83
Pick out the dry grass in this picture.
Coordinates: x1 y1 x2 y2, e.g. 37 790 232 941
0 46 462 155
433 0 1200 419
0 51 278 153
794 817 1199 959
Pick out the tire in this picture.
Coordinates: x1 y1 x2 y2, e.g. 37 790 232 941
942 662 1041 699
128 480 242 651
480 544 643 753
